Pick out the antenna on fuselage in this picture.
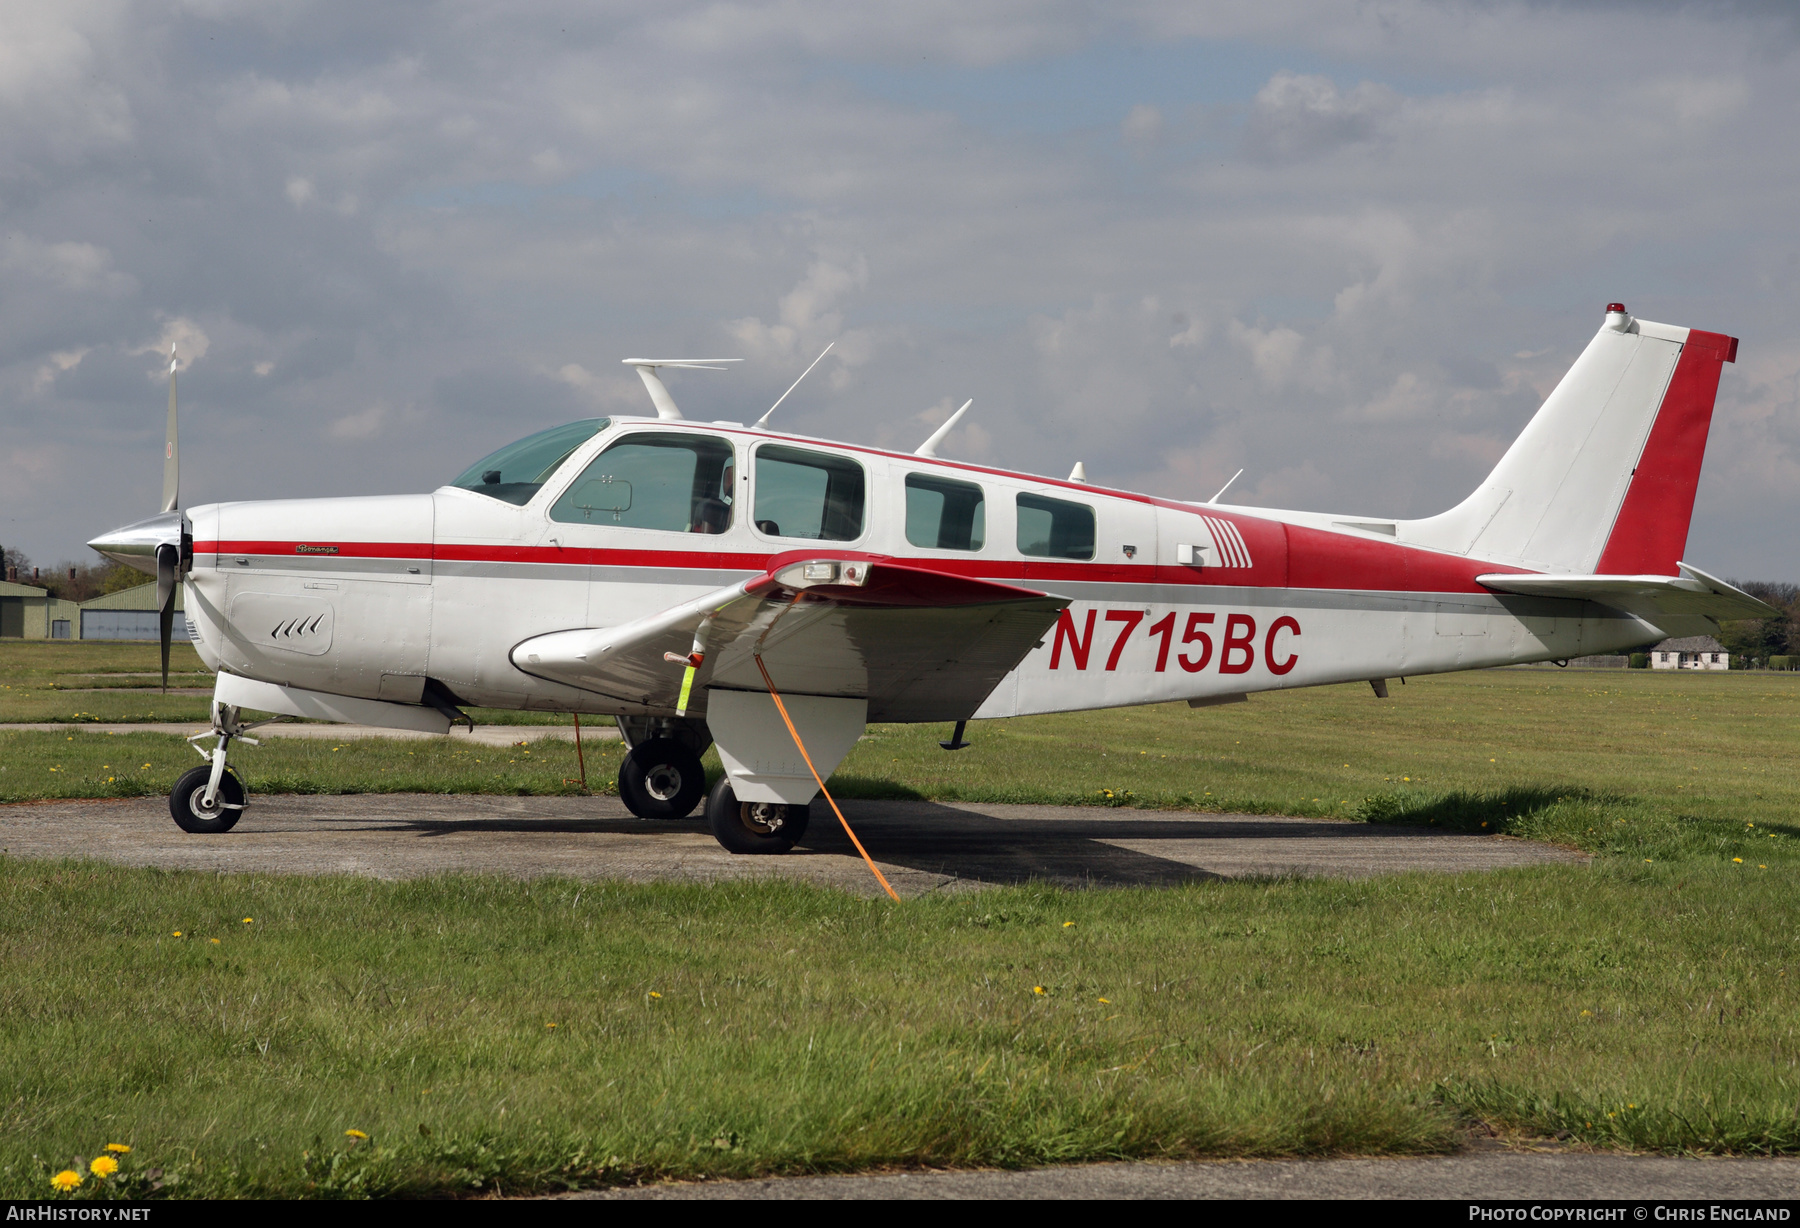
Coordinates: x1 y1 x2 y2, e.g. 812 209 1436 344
1207 468 1244 504
1068 462 1087 483
914 399 972 458
753 342 833 430
620 358 742 421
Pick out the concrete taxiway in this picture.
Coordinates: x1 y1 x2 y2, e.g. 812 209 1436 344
0 792 1582 894
566 1151 1800 1200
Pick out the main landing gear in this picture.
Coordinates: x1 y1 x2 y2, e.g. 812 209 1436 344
615 716 711 820
170 701 276 834
705 776 809 854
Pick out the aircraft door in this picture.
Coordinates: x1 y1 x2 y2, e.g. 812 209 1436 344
545 430 750 629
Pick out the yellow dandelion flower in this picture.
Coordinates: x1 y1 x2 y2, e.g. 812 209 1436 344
210 938 220 944
1032 986 1047 996
1098 997 1111 1004
105 1144 130 1154
243 918 253 924
1062 921 1075 928
90 1155 118 1178
172 931 182 937
51 1170 81 1191
648 991 662 999
546 1022 557 1029
1580 1010 1592 1017
1733 858 1744 864
345 1129 368 1140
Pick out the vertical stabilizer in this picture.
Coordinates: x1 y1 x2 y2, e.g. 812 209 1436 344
1401 305 1736 575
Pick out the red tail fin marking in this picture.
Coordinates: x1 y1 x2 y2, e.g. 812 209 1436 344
1595 329 1737 576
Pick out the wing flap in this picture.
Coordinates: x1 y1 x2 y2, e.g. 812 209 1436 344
511 557 1070 720
1476 562 1779 623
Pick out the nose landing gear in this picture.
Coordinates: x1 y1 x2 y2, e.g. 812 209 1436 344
170 700 281 834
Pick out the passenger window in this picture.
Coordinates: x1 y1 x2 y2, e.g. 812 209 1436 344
1016 492 1095 560
753 446 866 541
905 473 985 551
550 433 736 533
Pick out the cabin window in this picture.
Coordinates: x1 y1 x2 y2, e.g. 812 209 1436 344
450 418 609 506
905 473 986 551
550 432 736 533
753 445 865 541
1016 492 1095 560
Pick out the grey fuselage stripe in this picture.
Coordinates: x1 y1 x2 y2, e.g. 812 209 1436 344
199 559 1620 622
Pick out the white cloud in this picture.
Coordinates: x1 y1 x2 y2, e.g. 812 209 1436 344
1244 72 1400 160
31 347 89 393
2 234 135 295
726 255 875 388
328 403 388 440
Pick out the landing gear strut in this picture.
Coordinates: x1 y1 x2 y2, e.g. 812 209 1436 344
169 700 278 834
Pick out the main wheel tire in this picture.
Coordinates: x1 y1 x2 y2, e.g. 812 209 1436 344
169 764 247 834
617 738 706 820
705 776 809 854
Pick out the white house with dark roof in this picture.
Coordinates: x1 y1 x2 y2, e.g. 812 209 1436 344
1651 635 1729 670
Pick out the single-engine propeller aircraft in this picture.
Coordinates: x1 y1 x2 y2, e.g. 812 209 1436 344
91 304 1777 855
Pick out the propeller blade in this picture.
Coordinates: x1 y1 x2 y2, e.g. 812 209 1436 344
156 543 178 691
161 346 179 514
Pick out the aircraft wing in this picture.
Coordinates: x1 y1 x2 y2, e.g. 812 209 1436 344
511 556 1069 722
1476 562 1780 623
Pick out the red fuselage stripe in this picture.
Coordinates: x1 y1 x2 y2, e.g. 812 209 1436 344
196 537 1532 594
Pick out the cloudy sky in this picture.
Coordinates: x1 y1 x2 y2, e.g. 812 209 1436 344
5 1 1798 579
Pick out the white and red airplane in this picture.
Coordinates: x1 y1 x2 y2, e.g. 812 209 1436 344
91 303 1774 853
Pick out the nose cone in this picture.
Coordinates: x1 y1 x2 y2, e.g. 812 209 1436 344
89 510 186 576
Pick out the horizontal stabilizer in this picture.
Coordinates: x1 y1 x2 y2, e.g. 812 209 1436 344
1476 563 1779 623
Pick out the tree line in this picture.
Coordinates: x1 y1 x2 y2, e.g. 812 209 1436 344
1 546 146 603
1719 581 1800 667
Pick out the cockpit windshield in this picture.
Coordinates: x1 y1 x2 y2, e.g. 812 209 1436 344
448 419 609 505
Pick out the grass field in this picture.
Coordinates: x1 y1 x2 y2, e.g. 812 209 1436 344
3 648 1799 1197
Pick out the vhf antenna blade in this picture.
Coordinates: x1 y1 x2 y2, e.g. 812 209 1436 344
1207 468 1244 504
753 342 834 430
914 399 972 458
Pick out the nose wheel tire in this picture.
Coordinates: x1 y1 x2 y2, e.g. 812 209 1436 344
617 737 706 820
169 764 247 834
705 776 809 854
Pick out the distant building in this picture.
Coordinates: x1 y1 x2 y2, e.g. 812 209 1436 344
0 580 81 640
1652 635 1728 671
80 582 191 641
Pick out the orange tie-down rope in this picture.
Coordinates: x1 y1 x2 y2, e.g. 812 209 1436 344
754 653 900 902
